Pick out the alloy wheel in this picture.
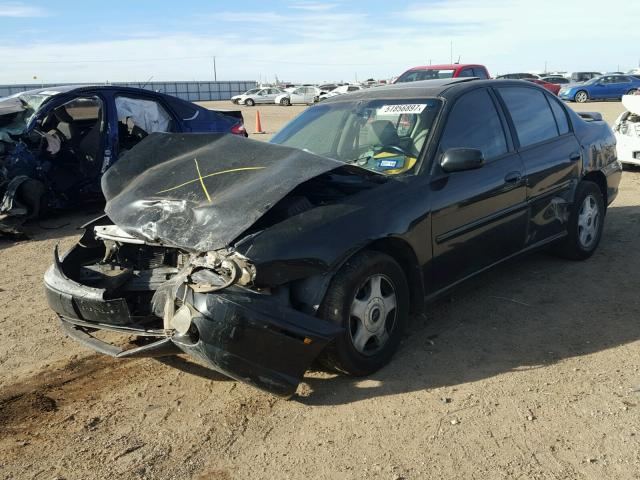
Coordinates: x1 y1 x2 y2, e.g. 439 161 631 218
577 194 600 249
349 274 398 356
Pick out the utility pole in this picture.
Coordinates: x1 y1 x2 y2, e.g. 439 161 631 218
213 56 217 81
544 60 547 74
450 41 453 64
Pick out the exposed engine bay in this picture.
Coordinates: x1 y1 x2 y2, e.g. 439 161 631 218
614 94 640 166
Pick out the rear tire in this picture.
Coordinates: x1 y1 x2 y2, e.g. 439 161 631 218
574 90 588 103
627 89 638 96
244 98 255 106
319 250 409 376
554 181 605 260
280 97 291 106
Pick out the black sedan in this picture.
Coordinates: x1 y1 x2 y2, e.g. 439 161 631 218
44 78 622 397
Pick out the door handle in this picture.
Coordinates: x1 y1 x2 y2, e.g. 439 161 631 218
504 171 522 183
569 152 581 161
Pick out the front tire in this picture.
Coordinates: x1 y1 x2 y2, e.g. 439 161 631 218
280 97 291 106
319 251 409 376
627 89 638 96
555 181 605 260
574 90 588 103
244 98 255 106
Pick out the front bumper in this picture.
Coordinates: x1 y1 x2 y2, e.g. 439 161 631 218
44 248 342 397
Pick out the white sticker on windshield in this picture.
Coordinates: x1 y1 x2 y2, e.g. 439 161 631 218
378 104 427 115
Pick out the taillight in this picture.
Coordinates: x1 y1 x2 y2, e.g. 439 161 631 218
231 123 247 136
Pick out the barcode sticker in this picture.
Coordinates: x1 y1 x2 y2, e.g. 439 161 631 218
378 104 427 115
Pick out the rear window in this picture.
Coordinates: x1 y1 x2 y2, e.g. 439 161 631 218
473 68 488 79
497 87 558 148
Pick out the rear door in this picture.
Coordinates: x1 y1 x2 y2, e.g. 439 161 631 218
430 87 528 291
611 75 633 97
495 85 581 244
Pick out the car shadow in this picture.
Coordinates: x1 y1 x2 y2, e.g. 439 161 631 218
155 355 231 382
297 203 640 405
0 208 102 251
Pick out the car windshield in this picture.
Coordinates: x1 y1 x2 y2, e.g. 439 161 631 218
0 91 54 136
244 88 260 95
396 69 456 83
271 98 442 175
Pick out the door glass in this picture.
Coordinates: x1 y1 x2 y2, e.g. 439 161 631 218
115 96 173 154
497 86 558 147
547 95 570 135
457 68 474 77
439 89 508 161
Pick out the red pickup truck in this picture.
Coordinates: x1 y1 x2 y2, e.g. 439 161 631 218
394 64 490 83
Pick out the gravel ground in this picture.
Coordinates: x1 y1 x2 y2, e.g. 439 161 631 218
0 100 638 480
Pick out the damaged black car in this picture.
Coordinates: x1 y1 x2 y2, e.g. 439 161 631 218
45 78 622 397
0 85 245 236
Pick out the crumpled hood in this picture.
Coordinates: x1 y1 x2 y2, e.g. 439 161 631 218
102 133 344 252
622 94 640 115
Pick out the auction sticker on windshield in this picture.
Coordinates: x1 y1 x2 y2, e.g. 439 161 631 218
378 104 428 115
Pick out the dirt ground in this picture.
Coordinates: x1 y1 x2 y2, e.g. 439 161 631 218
1 99 639 480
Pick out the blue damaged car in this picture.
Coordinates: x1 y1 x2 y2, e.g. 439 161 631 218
559 74 640 103
0 85 246 235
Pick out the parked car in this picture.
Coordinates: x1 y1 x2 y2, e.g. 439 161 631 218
394 64 490 83
570 72 601 83
541 76 571 85
0 85 246 235
559 74 640 102
230 87 285 106
524 78 561 95
613 94 640 167
230 88 260 104
497 73 540 80
317 84 363 101
275 86 321 106
318 83 342 92
45 78 621 397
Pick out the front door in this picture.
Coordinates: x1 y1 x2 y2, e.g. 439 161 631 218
430 87 528 291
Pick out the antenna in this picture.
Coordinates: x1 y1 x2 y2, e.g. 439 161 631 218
141 76 154 89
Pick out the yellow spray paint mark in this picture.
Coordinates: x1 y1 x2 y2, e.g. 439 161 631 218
193 158 212 203
156 164 266 196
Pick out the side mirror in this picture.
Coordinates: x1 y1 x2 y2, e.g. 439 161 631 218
440 148 485 173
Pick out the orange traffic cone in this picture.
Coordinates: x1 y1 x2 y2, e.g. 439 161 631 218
255 110 265 134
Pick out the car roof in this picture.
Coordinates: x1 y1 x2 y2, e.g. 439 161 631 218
404 64 484 71
321 78 527 104
10 84 167 98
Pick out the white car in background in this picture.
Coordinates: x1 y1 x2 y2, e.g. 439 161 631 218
318 84 363 101
614 94 640 167
230 87 285 106
275 86 321 106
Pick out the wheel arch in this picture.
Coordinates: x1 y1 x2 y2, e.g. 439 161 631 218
289 237 425 317
582 170 608 208
364 237 425 315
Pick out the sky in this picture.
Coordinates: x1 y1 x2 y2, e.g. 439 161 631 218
1 0 639 85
